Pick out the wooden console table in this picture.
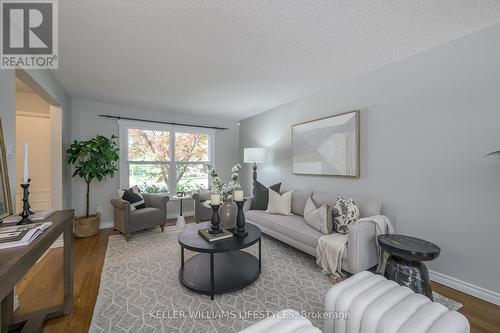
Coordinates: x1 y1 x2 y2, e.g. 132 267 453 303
0 210 74 333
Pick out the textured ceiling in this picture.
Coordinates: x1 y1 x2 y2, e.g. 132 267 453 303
54 1 500 120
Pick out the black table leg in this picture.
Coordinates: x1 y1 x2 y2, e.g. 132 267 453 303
258 238 262 271
181 246 184 268
210 253 215 300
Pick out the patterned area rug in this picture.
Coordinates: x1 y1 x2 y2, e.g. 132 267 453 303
90 226 461 333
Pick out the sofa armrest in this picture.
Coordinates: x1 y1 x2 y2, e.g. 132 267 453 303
111 198 131 212
142 193 169 220
111 198 130 233
346 220 378 274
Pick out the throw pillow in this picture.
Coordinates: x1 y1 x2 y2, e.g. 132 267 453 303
250 181 281 210
333 196 360 234
122 187 146 210
265 189 293 215
303 198 333 234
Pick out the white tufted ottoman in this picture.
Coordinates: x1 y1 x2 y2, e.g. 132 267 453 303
239 309 321 333
240 271 470 333
324 271 470 333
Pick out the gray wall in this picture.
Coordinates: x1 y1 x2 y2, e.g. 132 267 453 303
239 24 500 294
71 99 239 224
0 70 16 204
0 69 72 209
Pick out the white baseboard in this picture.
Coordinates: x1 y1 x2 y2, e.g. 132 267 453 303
99 211 194 230
13 293 19 312
100 221 114 229
430 269 500 306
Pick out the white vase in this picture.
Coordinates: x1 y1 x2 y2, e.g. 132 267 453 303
219 200 237 229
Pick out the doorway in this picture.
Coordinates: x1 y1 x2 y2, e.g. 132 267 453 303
15 75 63 211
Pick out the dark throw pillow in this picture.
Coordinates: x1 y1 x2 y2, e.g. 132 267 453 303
250 181 281 210
122 188 146 210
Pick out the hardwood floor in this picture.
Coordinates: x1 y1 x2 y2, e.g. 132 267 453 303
14 217 500 333
433 283 500 333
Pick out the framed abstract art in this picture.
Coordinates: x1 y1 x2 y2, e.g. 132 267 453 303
292 110 360 178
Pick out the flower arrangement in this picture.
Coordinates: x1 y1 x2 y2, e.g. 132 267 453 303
206 163 242 200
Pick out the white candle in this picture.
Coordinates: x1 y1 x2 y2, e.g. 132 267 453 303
234 190 243 202
22 143 29 184
211 193 221 205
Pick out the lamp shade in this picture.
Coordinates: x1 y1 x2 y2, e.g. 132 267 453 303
244 148 266 164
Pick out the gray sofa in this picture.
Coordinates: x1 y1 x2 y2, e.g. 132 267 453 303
244 190 385 274
111 193 169 241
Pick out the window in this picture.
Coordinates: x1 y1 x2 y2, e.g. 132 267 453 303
119 121 213 193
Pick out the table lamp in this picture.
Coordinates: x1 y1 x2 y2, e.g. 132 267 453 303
244 148 266 191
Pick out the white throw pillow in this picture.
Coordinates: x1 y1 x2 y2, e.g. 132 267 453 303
265 189 293 215
303 198 333 234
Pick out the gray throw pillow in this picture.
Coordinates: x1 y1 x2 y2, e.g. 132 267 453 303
250 181 281 210
303 198 333 234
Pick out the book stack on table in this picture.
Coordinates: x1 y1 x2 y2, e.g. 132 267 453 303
198 228 233 242
0 222 53 249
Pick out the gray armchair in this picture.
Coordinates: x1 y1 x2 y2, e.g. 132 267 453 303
192 189 212 223
111 193 169 241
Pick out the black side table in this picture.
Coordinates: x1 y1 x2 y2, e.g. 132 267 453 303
378 234 440 300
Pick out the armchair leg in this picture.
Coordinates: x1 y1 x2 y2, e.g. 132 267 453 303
124 233 131 242
160 224 165 232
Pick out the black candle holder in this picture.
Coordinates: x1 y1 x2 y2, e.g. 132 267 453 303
209 204 222 234
235 200 247 237
17 180 34 225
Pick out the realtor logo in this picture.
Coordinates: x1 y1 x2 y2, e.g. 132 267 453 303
1 0 58 68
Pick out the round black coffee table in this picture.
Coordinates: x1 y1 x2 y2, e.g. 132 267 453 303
178 222 261 300
378 234 440 300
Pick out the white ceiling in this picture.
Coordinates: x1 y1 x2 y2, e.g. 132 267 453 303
54 1 500 120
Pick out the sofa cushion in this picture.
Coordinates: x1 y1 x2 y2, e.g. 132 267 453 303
312 192 381 217
291 190 313 216
251 181 281 210
129 207 163 231
246 210 323 249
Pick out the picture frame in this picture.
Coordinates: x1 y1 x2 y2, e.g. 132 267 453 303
292 110 360 178
0 119 13 220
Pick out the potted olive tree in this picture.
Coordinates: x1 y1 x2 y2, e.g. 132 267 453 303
67 135 119 237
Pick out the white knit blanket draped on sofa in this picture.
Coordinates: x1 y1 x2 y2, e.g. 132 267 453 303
316 215 394 276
